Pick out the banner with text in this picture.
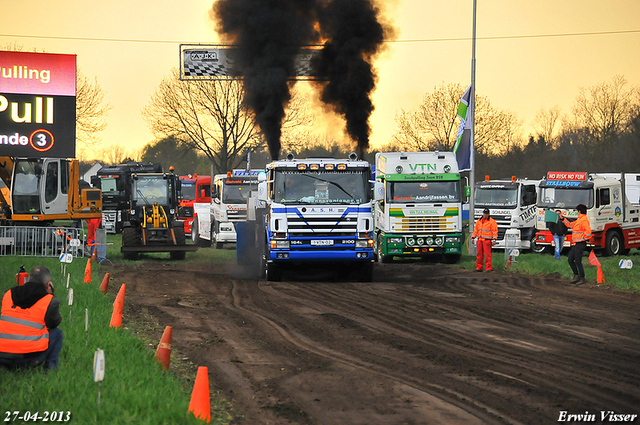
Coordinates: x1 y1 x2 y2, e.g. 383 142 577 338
0 51 77 158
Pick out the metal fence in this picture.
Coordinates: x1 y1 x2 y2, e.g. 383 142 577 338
0 226 88 258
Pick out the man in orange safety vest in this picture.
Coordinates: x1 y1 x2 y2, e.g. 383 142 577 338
560 203 593 285
471 208 499 272
0 266 63 371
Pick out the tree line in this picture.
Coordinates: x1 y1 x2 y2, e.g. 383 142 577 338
79 65 640 180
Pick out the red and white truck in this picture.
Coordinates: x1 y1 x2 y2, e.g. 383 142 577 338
534 171 640 256
178 175 211 237
191 170 259 248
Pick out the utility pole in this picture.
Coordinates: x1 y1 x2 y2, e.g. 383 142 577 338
468 0 478 256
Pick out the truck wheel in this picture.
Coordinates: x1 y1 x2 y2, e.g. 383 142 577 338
377 235 392 263
604 231 622 256
122 227 139 261
530 236 549 254
358 262 374 282
191 216 211 247
212 221 224 249
266 262 282 282
444 254 461 264
170 227 187 260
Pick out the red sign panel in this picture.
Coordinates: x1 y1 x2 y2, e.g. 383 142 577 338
546 172 587 181
0 51 76 96
0 51 76 158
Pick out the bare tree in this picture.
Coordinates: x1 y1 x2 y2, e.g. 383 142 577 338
533 106 561 147
144 69 312 172
392 82 523 156
76 69 112 150
95 144 133 165
571 75 639 144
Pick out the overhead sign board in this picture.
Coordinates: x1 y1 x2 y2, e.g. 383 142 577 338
180 44 322 81
0 51 77 158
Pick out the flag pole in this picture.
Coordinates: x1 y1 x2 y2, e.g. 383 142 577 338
468 0 477 256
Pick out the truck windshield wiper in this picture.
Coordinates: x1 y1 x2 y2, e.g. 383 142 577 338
137 189 151 205
301 174 356 201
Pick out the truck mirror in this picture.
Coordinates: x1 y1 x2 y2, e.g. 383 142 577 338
374 181 384 202
258 181 268 202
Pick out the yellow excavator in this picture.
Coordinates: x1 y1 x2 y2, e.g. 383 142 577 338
0 156 102 225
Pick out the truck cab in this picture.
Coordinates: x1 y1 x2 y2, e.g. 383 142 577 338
94 161 162 233
257 154 377 281
473 176 540 252
210 171 260 248
375 151 463 263
535 172 640 256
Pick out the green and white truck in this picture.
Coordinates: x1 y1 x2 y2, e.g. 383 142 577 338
374 151 464 263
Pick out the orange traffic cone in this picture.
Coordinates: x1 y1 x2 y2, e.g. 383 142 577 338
99 273 110 294
505 255 512 269
84 258 92 283
155 326 172 370
188 367 211 423
109 284 126 328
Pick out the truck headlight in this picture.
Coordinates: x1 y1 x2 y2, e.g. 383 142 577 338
426 237 434 246
445 236 459 243
407 238 416 246
388 237 403 244
434 237 443 246
355 240 373 248
272 240 290 249
416 237 425 246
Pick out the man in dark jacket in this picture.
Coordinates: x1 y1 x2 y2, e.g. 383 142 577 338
0 266 63 371
547 210 568 260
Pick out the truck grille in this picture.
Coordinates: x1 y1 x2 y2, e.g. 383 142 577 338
287 215 357 237
391 217 456 232
102 211 117 234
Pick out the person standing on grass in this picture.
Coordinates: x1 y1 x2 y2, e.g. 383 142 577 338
560 204 593 285
548 209 568 260
0 266 63 371
471 208 498 272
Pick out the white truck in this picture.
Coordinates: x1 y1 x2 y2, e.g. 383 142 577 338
191 169 260 249
534 171 640 256
473 176 541 252
257 153 378 281
374 151 464 263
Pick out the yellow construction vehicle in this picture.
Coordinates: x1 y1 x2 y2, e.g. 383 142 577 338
0 156 102 225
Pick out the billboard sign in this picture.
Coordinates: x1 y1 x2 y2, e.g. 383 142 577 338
0 51 77 158
180 44 322 80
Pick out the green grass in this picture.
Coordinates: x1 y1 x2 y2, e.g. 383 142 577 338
0 252 232 424
2 228 638 424
456 238 640 291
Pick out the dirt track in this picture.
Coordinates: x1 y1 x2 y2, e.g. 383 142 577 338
112 257 640 425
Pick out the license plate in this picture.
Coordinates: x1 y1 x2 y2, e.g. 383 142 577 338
311 239 333 246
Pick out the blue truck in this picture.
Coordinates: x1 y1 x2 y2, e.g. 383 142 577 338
256 154 380 281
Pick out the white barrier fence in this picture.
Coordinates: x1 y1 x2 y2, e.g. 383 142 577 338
0 226 88 258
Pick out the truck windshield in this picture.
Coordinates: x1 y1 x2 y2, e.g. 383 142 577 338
274 169 370 205
222 178 256 204
12 159 42 214
181 181 196 200
387 181 459 203
474 188 518 208
538 187 593 209
100 177 121 194
133 176 168 205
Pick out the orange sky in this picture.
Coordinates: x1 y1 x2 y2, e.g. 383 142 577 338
1 0 639 161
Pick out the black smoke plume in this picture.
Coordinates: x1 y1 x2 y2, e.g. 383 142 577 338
315 0 389 156
212 0 391 160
